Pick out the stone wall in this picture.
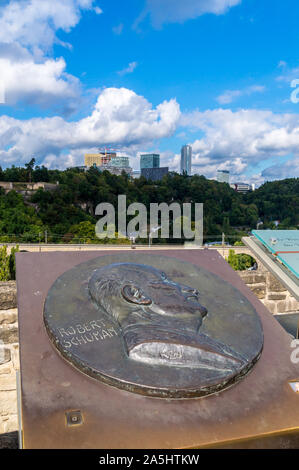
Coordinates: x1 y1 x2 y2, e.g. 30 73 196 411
238 266 299 315
0 282 19 448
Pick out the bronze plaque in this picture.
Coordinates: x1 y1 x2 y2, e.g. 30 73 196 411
44 255 263 398
16 250 299 449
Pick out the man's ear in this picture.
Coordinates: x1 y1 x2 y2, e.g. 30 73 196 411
121 285 152 305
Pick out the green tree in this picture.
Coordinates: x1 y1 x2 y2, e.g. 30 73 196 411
0 246 11 281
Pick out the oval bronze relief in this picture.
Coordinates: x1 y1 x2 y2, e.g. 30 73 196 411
44 253 263 398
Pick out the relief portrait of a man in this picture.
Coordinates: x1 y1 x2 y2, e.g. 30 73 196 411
88 263 246 372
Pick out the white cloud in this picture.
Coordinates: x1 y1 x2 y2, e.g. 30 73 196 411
117 62 138 76
0 0 95 53
261 157 299 180
0 55 81 111
135 0 241 28
179 108 299 182
0 0 98 110
0 87 181 167
216 85 265 105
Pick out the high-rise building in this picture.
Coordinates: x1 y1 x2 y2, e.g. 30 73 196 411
180 145 192 175
217 170 230 184
140 154 160 170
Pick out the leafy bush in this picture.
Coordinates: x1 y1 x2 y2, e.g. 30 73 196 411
0 245 19 281
226 249 255 271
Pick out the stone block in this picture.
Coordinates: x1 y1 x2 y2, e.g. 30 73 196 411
276 300 288 314
0 363 12 375
287 298 299 313
263 300 277 314
0 327 18 344
268 293 287 301
0 372 16 391
0 347 11 365
249 285 266 299
0 309 18 325
267 274 286 293
0 282 17 310
0 390 17 415
238 273 256 284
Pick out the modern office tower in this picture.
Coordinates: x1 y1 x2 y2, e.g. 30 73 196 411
140 154 160 170
180 145 192 175
217 170 230 184
141 167 169 181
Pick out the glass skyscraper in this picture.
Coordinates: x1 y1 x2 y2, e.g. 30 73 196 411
140 154 160 170
180 145 192 175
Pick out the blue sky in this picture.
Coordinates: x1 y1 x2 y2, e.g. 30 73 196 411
0 0 299 184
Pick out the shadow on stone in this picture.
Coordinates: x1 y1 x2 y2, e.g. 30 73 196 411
0 431 18 449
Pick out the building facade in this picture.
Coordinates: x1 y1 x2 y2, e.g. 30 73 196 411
141 167 169 181
217 170 230 184
230 182 252 193
140 154 160 170
180 145 192 175
84 152 117 167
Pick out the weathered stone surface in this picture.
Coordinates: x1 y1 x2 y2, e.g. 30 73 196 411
0 390 17 415
239 273 266 285
0 363 12 375
0 326 18 344
288 298 299 312
249 285 266 299
277 300 291 314
0 372 16 391
0 347 11 365
0 282 17 310
267 274 286 293
0 431 18 449
1 415 18 434
11 345 20 371
0 309 18 325
268 293 287 301
263 300 277 314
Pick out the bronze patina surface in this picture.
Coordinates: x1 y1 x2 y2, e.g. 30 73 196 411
16 250 299 449
43 255 263 398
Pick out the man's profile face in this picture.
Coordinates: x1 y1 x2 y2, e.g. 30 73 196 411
89 263 208 333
